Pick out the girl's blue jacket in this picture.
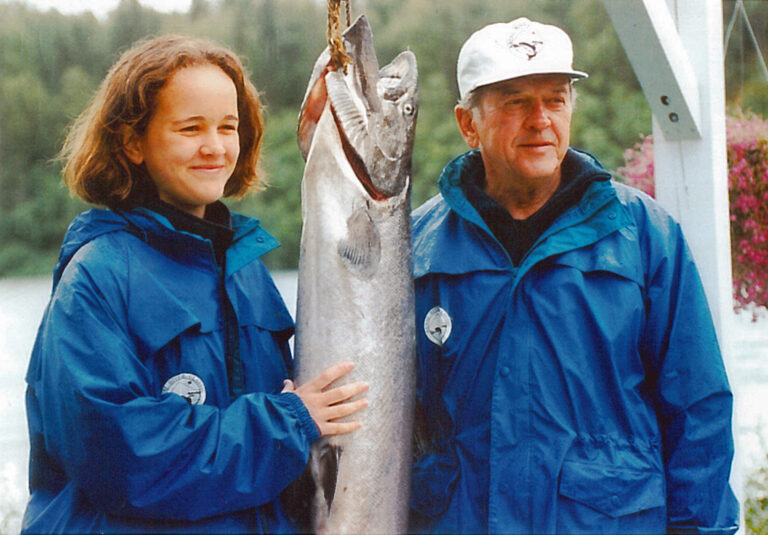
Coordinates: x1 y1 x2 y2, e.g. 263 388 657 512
23 207 318 533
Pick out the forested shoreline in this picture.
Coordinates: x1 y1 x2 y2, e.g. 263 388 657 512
1 0 765 275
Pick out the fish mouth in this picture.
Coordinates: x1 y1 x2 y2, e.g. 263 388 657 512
332 103 389 201
298 63 387 201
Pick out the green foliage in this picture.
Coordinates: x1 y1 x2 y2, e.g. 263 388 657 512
229 107 305 270
0 0 758 275
107 0 163 54
746 448 768 535
724 0 768 117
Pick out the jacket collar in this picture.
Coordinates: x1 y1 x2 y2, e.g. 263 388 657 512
53 207 279 288
437 150 493 236
413 148 628 279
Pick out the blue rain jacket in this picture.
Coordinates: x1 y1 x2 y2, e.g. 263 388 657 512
410 149 739 534
23 207 319 533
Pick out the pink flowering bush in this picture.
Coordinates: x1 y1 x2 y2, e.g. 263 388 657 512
617 110 768 311
618 134 656 198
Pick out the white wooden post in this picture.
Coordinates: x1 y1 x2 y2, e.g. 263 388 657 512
601 0 742 518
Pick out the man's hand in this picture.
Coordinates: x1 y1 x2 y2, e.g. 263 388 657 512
282 361 369 436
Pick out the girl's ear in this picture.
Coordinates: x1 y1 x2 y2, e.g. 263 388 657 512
121 126 144 165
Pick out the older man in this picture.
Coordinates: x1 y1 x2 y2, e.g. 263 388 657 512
409 17 738 534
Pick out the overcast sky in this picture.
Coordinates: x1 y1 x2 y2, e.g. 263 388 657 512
6 0 192 19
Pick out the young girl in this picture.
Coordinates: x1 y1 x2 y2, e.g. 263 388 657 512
23 35 367 533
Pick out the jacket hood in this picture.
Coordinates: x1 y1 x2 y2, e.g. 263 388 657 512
53 208 279 290
53 209 131 289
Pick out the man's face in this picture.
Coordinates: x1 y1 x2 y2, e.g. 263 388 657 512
458 74 573 188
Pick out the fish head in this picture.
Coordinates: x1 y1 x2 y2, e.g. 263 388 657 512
298 15 418 201
370 50 418 198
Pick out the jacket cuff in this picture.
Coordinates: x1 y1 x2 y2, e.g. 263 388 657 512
666 523 739 534
282 392 321 444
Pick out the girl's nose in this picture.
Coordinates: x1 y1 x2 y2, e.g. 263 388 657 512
200 132 226 156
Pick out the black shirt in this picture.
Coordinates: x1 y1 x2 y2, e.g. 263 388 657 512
146 199 235 266
460 151 608 265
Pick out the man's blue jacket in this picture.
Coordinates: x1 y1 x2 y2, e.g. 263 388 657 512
410 149 739 534
23 207 319 533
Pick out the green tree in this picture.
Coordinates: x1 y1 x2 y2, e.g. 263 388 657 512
2 0 763 276
230 108 305 269
724 0 768 116
107 0 163 54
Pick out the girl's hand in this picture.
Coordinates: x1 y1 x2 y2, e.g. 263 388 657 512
282 361 369 436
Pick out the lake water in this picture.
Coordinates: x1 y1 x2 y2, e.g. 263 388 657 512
1 275 766 531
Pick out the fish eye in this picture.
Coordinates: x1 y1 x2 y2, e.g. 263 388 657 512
403 103 414 116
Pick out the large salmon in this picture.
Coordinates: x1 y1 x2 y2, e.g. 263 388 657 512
293 14 418 535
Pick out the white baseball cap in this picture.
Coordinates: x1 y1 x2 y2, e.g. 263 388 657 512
457 17 588 100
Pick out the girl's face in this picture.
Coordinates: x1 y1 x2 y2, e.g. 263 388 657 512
124 64 240 218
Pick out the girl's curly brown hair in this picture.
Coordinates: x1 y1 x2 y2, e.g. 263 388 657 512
61 35 264 208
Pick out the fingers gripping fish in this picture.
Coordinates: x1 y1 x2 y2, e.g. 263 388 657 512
293 15 418 535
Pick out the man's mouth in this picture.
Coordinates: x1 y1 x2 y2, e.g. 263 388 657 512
519 140 554 148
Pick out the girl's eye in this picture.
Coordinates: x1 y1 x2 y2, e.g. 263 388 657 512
180 125 199 132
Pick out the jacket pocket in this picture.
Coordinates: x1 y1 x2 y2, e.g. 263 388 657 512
231 266 294 334
558 457 665 518
548 229 645 288
410 449 460 518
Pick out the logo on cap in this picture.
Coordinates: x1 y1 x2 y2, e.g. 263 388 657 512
507 21 543 60
425 306 452 347
162 373 206 405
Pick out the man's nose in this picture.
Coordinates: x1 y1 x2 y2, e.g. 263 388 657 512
525 101 551 130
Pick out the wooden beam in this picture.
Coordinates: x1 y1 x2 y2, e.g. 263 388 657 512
652 0 732 341
602 0 701 140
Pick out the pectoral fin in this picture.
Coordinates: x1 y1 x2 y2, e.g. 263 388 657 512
337 206 380 279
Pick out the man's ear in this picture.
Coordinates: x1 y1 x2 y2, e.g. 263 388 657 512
121 126 144 165
455 105 480 149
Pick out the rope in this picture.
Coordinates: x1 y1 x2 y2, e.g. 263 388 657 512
327 0 352 73
724 0 768 85
345 0 351 27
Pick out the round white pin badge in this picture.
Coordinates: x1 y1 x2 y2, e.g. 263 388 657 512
162 373 206 405
424 306 452 347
